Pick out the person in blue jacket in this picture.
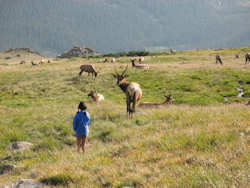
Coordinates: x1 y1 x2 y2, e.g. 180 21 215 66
73 101 90 153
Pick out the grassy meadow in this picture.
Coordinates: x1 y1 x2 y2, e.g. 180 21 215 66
0 47 249 187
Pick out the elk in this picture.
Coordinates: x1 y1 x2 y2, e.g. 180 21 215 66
138 94 174 108
216 55 223 65
131 59 149 69
39 60 44 64
20 60 26 64
138 57 145 63
170 49 177 55
245 53 250 64
235 54 240 59
112 65 142 118
88 90 104 102
111 58 116 63
31 61 37 66
79 64 98 79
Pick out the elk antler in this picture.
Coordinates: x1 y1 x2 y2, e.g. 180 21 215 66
121 65 128 76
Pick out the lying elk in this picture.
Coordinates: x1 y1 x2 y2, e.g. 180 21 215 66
112 65 142 118
20 60 26 64
138 94 174 108
216 55 223 65
88 90 104 102
131 59 149 69
111 58 116 63
31 61 37 66
245 53 250 64
79 64 98 79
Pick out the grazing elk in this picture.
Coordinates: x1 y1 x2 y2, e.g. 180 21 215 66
79 64 98 79
131 59 149 69
112 65 142 118
216 55 223 65
88 90 104 102
245 53 250 64
138 94 174 108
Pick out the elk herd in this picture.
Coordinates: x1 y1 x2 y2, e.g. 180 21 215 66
14 51 250 118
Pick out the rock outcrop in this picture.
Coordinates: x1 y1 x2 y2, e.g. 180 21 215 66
0 164 17 175
10 141 34 152
5 48 43 57
0 179 46 188
57 46 99 58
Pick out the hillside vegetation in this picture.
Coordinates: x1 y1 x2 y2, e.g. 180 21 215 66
0 47 249 187
0 0 250 55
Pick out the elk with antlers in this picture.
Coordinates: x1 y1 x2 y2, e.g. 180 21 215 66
112 65 142 118
88 90 104 102
138 94 174 108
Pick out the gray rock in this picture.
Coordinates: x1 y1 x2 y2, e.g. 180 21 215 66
10 141 34 152
58 46 99 58
1 179 46 188
0 164 17 175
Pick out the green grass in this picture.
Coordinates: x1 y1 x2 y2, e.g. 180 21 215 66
0 47 249 187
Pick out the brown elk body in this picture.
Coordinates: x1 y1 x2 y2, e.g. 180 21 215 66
88 90 104 102
131 59 149 69
20 60 26 64
138 94 174 108
216 55 223 65
245 53 250 64
79 64 98 79
113 65 142 118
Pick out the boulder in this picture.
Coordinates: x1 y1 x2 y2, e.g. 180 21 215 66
1 179 46 188
0 164 17 175
10 141 34 152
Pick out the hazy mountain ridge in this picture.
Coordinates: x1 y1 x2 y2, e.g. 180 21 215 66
0 0 249 56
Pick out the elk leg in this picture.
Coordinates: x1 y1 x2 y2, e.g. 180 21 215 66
132 93 136 113
79 70 83 76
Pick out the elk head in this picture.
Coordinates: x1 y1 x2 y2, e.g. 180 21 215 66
112 65 129 85
165 94 174 104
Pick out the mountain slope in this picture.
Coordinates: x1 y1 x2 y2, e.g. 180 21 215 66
0 0 250 56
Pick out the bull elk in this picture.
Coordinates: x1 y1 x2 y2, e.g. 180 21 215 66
79 64 98 79
112 65 142 118
138 94 174 108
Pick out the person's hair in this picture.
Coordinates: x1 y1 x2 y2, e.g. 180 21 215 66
78 101 87 112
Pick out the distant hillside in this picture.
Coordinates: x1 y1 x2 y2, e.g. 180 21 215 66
0 0 250 56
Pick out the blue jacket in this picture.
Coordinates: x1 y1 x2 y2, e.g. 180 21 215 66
73 111 90 136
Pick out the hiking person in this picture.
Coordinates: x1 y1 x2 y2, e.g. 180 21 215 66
73 101 90 153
